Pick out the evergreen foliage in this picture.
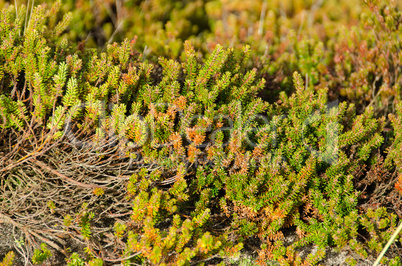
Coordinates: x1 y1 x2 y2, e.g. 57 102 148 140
0 0 401 265
0 251 14 266
32 243 52 265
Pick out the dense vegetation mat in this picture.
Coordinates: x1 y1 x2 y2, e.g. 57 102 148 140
0 0 402 265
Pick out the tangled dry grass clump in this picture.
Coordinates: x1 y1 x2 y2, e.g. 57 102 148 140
0 129 136 262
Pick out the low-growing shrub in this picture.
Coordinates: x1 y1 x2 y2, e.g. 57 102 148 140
0 1 401 265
